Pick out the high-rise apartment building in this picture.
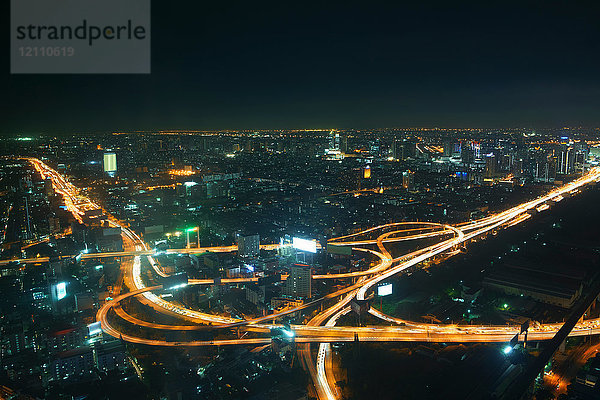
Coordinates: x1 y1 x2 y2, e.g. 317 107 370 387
283 263 312 298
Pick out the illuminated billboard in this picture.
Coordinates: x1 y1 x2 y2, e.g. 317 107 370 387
292 237 317 253
377 283 392 297
87 322 102 336
55 282 67 300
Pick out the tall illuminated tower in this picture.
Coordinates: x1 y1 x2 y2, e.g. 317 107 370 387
103 152 117 177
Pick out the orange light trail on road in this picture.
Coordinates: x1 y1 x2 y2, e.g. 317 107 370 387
14 157 600 400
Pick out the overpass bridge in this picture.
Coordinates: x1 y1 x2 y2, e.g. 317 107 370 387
9 156 600 400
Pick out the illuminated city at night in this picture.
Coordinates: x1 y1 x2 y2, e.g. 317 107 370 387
3 2 600 400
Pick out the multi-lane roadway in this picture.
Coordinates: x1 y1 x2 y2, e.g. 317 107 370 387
12 157 600 400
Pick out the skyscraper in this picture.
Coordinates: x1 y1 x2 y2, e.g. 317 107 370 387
283 263 312 298
325 130 343 159
328 130 340 152
402 170 415 190
393 139 416 160
340 135 348 154
392 140 402 160
443 140 454 157
557 145 576 175
485 154 496 178
461 147 475 165
103 152 117 177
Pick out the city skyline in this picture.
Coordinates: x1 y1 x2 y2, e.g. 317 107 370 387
2 130 600 399
3 2 600 399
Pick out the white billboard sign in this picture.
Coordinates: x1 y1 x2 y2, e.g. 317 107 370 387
292 237 317 253
378 283 392 297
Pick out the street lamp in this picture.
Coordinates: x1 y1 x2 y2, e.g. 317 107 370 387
186 227 199 249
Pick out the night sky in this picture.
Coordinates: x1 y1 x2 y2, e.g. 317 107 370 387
2 1 600 134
